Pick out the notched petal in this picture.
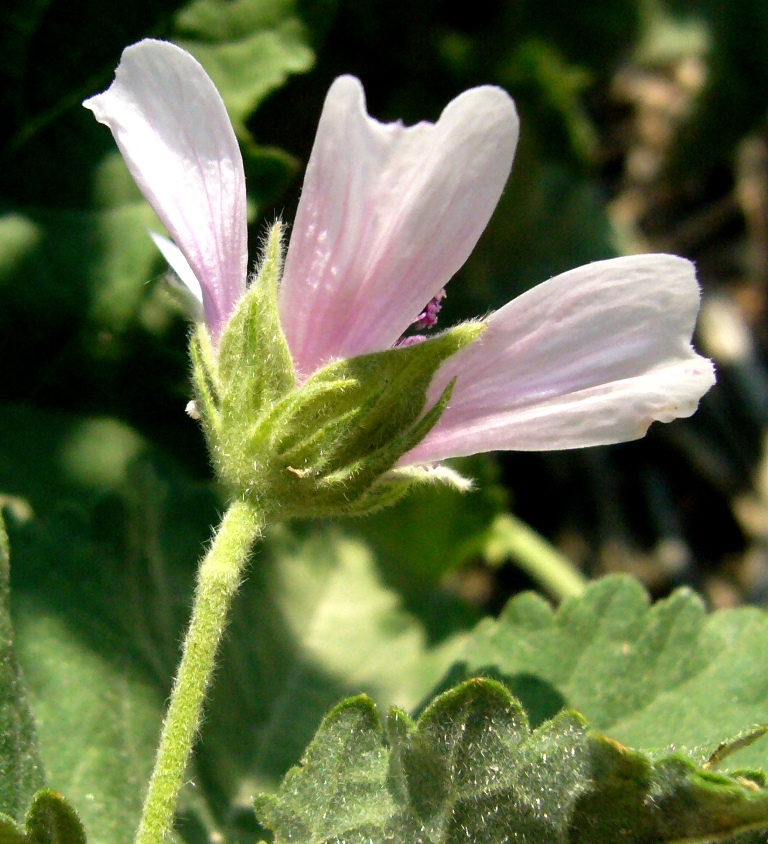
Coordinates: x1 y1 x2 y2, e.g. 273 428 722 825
279 75 519 377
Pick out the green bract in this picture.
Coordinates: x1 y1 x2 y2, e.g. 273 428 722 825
190 224 484 519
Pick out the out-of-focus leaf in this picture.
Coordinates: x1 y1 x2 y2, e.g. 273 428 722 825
172 0 317 218
0 0 317 459
441 576 768 771
255 678 768 844
0 405 153 516
0 405 216 844
174 0 315 134
0 514 45 823
499 38 597 163
510 0 640 75
10 517 169 844
0 202 163 331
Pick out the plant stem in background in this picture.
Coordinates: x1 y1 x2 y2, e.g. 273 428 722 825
485 513 586 601
135 499 263 844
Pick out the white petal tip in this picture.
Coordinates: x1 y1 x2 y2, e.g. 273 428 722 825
388 463 474 492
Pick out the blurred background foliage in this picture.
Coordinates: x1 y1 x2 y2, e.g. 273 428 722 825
3 0 768 841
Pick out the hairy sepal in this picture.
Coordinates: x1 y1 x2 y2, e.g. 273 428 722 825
216 222 296 422
194 306 483 518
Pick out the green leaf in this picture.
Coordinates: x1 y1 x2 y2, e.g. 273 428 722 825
253 696 393 841
0 790 86 844
0 406 219 844
173 0 315 134
24 790 86 844
442 575 768 771
0 814 24 844
0 512 45 822
256 678 768 844
11 525 169 844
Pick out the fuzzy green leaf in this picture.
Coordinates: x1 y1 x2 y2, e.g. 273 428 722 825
24 791 86 844
0 815 24 844
0 513 45 822
253 696 394 841
256 678 768 844
442 575 768 771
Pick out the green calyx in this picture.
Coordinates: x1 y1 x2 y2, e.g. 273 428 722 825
190 223 483 519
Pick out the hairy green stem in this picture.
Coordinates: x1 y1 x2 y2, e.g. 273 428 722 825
135 499 263 844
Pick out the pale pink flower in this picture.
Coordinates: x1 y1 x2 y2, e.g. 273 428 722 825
84 39 715 464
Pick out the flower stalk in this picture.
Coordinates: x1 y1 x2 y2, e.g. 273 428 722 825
484 513 587 601
134 499 263 844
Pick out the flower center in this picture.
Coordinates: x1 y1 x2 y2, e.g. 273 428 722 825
413 289 446 330
396 290 446 347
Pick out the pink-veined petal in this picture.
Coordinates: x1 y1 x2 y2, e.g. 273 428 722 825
84 39 247 341
279 75 519 377
402 254 716 463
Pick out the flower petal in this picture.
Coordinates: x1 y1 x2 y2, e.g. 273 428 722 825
84 39 247 340
149 231 203 304
402 254 716 463
279 76 519 377
149 231 205 321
